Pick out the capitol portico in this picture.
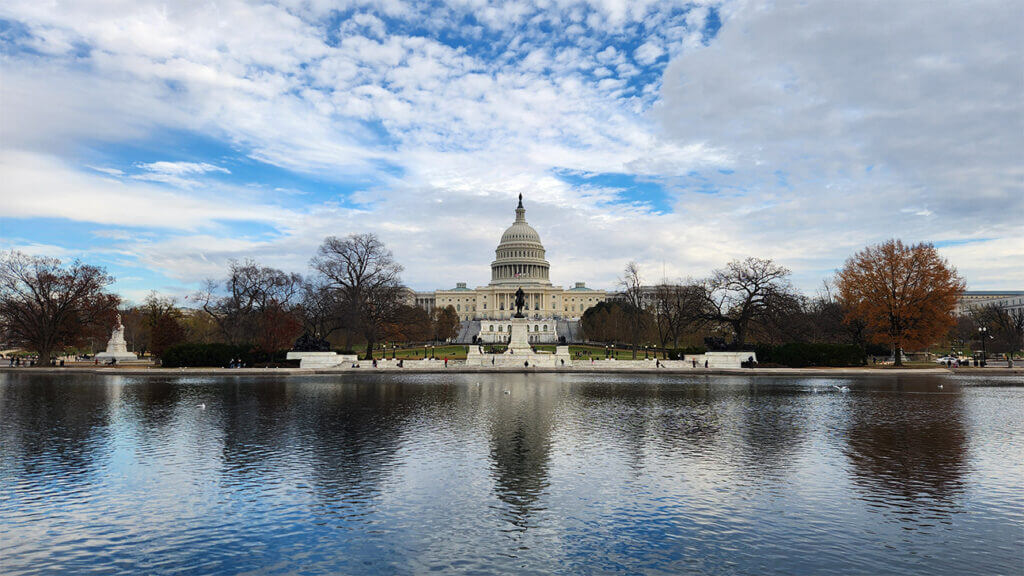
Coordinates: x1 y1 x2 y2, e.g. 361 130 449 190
412 195 606 343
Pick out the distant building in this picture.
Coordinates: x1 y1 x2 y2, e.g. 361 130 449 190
956 290 1024 315
411 196 606 343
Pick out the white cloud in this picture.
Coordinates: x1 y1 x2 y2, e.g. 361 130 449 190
0 0 1020 296
633 37 664 66
136 161 230 176
654 0 1023 288
0 150 294 231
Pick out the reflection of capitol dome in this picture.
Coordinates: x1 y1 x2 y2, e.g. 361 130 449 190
490 195 551 286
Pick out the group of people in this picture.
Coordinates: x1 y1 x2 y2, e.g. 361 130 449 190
227 358 245 368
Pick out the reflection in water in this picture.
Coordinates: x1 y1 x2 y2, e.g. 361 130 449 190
845 378 967 510
0 374 113 482
486 377 556 528
0 372 1021 576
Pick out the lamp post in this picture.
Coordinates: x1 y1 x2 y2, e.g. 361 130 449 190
979 326 988 367
605 345 609 359
644 345 649 360
424 344 428 359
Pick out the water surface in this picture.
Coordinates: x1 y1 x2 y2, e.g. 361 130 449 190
1 372 1022 575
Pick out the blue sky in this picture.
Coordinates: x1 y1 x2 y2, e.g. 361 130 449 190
1 0 1021 302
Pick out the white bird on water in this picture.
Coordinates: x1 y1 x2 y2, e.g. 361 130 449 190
197 403 206 410
832 385 850 393
503 390 510 395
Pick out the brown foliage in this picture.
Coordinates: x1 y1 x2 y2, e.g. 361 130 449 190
0 251 119 363
837 239 964 363
256 304 302 355
150 314 186 357
383 305 432 342
432 305 461 341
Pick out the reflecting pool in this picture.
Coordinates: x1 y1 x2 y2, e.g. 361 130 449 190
1 372 1021 575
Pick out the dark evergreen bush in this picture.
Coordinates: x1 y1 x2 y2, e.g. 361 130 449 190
161 343 254 367
667 346 707 360
754 343 865 367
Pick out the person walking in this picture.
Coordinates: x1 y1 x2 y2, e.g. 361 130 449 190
444 356 448 368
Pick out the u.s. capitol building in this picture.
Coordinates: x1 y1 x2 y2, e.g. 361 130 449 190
412 195 606 343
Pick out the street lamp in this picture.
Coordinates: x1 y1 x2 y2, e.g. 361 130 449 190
979 326 989 367
644 345 649 359
605 345 609 359
424 344 428 359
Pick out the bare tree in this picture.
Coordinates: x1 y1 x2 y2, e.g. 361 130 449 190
698 257 798 348
973 304 1024 355
619 262 648 359
198 260 302 345
651 281 705 351
311 233 407 359
298 277 346 341
0 251 120 364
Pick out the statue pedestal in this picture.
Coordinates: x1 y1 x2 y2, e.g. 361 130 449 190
287 351 358 369
505 317 533 355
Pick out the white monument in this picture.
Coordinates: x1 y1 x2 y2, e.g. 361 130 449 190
95 314 138 363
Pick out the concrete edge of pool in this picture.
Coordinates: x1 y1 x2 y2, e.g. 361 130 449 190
2 366 1022 377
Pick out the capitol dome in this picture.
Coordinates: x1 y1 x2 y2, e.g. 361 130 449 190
490 195 551 286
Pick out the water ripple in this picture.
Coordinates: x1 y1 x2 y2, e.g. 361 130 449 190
1 371 1021 575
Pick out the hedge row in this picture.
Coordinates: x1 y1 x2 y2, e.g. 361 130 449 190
665 346 707 360
161 343 293 367
754 343 865 368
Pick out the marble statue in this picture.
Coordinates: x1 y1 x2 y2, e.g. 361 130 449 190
95 313 138 363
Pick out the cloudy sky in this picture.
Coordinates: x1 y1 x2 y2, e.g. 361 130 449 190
1 0 1021 301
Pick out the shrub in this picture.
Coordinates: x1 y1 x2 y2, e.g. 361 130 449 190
161 343 295 367
754 343 865 368
666 346 707 360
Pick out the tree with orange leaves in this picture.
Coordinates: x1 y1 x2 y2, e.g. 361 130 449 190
836 239 964 365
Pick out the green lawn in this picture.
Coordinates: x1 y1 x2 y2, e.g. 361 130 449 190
371 345 468 360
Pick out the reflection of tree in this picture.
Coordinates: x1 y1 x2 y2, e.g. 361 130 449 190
0 373 112 482
297 378 423 508
487 379 556 527
120 376 183 430
736 381 807 472
845 379 966 507
576 381 728 464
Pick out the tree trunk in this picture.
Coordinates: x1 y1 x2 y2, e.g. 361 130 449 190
893 342 903 366
733 320 746 349
365 339 374 361
38 346 52 367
